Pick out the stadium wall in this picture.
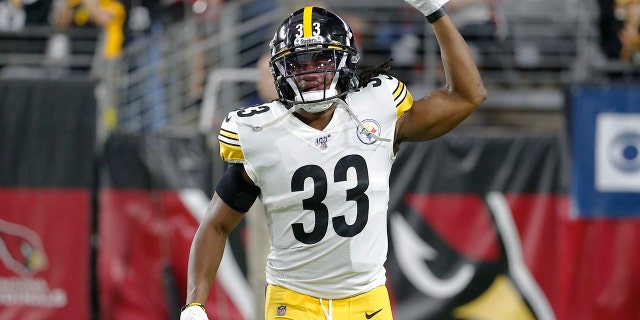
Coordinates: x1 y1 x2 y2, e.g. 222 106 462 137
1 80 639 320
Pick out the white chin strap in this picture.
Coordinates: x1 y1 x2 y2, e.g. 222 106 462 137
296 89 339 113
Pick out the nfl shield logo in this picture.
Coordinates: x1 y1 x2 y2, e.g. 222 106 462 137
277 305 287 316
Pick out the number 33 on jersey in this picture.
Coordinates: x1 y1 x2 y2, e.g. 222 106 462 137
217 75 413 298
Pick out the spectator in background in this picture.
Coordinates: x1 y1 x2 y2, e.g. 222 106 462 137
598 0 624 60
617 0 640 64
244 51 279 106
0 0 63 76
255 52 278 102
0 0 53 31
445 0 506 68
50 0 125 59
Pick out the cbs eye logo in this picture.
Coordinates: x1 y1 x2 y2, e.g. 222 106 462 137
608 132 640 172
596 113 640 192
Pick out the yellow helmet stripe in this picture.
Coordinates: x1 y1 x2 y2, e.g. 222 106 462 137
303 6 313 37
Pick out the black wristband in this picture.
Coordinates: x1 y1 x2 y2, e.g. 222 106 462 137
426 7 447 23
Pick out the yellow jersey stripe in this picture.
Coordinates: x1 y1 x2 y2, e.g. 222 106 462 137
303 7 313 37
393 81 404 99
219 128 238 140
219 141 244 161
396 90 413 118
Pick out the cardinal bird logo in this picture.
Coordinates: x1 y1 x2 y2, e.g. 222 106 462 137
389 192 555 320
0 218 49 276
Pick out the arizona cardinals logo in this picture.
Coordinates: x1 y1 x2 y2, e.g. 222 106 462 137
388 192 555 320
0 218 48 276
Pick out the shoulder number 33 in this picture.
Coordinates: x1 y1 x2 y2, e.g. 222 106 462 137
291 154 369 244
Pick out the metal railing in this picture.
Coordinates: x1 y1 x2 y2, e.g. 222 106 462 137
93 0 631 134
100 0 286 134
0 25 99 77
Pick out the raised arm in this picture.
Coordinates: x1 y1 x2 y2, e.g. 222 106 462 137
395 0 487 148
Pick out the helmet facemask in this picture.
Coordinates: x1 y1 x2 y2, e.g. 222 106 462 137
273 49 349 113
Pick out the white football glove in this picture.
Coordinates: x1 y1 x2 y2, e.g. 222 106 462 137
180 305 209 320
404 0 449 17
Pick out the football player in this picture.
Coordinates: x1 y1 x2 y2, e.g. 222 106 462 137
181 0 486 319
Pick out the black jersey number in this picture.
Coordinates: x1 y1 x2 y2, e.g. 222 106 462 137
290 154 369 245
236 105 270 117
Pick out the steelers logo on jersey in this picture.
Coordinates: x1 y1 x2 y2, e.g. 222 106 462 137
357 119 382 145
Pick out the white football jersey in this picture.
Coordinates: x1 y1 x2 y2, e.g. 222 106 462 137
218 75 414 299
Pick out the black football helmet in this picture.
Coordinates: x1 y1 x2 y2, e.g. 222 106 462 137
269 6 360 113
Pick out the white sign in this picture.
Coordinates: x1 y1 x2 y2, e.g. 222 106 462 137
595 113 640 192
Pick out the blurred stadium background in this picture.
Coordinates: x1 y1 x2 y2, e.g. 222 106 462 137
1 0 640 319
4 0 632 135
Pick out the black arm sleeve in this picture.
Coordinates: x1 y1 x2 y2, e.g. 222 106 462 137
215 163 261 213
